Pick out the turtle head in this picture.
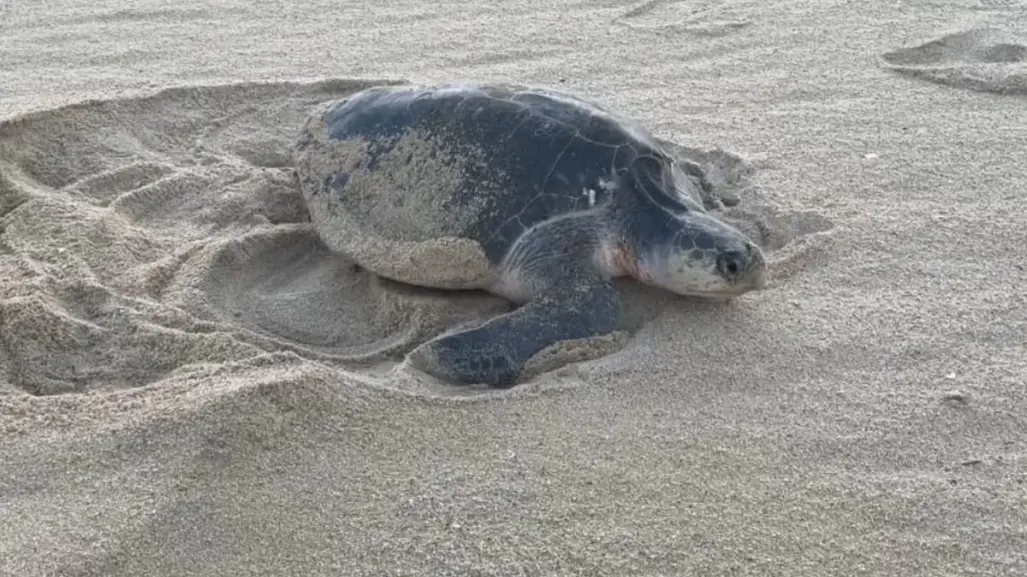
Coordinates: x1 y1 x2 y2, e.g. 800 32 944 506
614 156 769 299
638 211 768 298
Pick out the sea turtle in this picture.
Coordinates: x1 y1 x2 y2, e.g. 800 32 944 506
292 83 768 388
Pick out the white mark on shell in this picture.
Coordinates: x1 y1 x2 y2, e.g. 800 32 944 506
581 187 597 207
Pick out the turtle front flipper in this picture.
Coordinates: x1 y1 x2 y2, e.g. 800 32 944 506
407 285 620 387
406 216 622 387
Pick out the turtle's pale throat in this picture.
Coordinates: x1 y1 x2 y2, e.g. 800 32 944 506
611 240 652 283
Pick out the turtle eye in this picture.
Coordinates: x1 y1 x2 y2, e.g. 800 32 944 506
716 249 750 279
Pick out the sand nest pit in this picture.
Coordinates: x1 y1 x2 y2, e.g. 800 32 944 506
0 78 830 400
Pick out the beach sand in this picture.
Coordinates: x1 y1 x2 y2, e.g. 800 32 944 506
2 0 1026 575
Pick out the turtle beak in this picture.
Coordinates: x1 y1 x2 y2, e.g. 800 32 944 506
739 242 770 292
746 243 770 290
715 240 769 294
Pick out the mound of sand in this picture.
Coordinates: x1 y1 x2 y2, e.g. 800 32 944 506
0 80 503 399
881 27 1027 95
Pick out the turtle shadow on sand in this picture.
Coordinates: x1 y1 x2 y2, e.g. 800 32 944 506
0 78 831 399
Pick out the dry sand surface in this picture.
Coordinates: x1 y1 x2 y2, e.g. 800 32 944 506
2 0 1026 575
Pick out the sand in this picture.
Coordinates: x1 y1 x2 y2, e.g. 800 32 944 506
1 0 1026 575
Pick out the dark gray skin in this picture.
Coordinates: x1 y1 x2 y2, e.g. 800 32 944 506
293 83 768 387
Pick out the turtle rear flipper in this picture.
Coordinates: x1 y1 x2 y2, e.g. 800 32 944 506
406 215 621 387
